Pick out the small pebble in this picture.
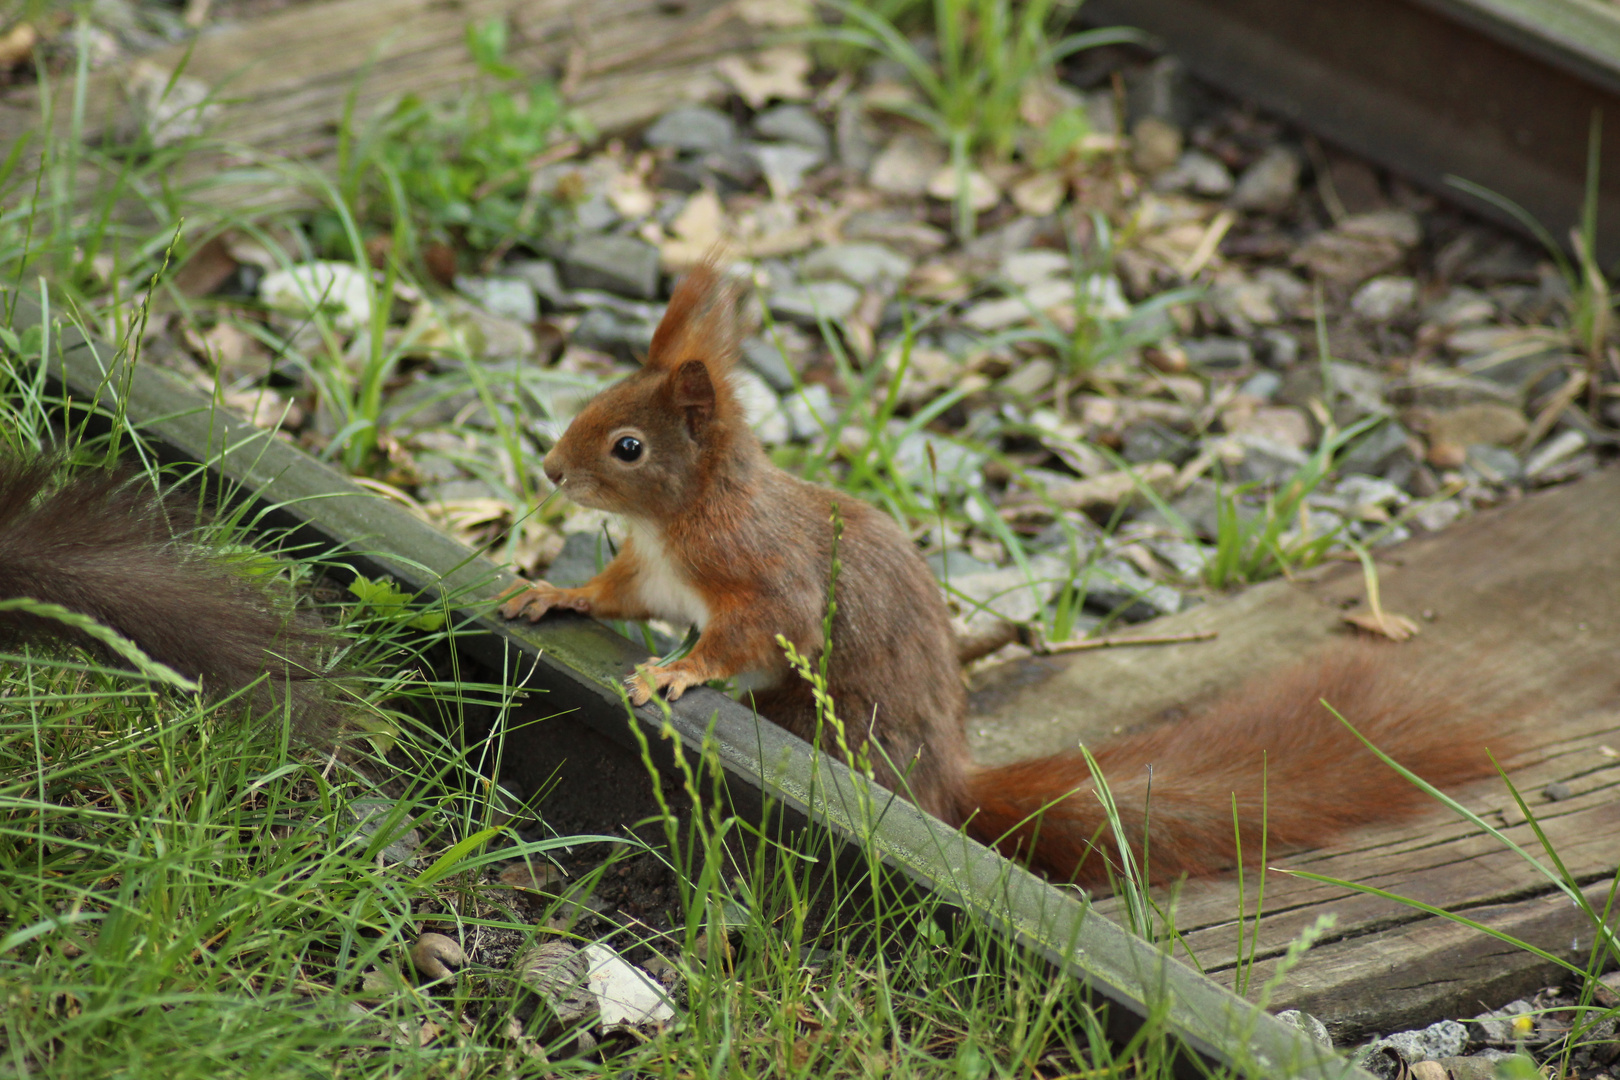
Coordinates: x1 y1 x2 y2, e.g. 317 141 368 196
1131 116 1183 174
1230 146 1301 212
643 104 736 153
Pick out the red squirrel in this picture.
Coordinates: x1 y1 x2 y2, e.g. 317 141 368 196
501 262 1505 889
0 454 340 733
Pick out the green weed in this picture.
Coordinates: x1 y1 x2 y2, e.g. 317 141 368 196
336 16 592 270
815 0 1141 236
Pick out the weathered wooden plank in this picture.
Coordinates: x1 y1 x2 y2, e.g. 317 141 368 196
0 0 755 184
972 468 1620 1038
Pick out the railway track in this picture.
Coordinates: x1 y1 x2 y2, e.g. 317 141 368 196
1083 0 1620 258
8 0 1620 1072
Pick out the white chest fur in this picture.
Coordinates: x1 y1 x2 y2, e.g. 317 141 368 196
627 521 711 630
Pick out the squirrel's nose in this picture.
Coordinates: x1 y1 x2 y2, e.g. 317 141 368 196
542 452 563 486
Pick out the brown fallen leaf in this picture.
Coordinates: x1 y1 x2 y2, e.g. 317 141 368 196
715 47 812 109
1343 609 1420 642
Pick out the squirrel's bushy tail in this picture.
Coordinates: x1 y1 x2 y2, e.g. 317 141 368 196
0 455 342 734
964 647 1507 888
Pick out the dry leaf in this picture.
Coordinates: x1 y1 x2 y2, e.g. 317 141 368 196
660 189 728 270
1343 610 1420 641
1011 171 1066 216
498 861 565 892
606 170 656 219
715 47 812 109
1039 462 1176 513
926 166 1000 211
0 23 37 68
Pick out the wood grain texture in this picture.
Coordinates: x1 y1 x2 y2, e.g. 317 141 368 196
0 0 757 197
973 467 1620 1038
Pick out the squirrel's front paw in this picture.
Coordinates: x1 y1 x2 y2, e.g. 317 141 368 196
499 580 590 622
627 662 704 706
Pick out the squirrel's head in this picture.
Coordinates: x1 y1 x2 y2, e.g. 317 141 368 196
543 261 753 521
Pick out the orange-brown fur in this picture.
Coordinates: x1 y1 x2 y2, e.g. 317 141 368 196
503 263 1505 888
0 455 342 734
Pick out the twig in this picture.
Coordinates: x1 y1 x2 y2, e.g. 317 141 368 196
1038 629 1217 655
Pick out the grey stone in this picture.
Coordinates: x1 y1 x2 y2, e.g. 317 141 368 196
1411 498 1463 533
1258 328 1301 368
801 243 913 289
767 281 861 325
1324 475 1408 519
643 105 736 154
1082 557 1182 623
962 215 1045 261
1001 249 1071 287
894 429 982 483
345 799 421 866
1354 1047 1405 1080
1182 337 1253 370
1153 150 1233 197
740 336 797 392
510 259 574 311
1351 276 1418 323
1338 418 1412 476
749 142 826 197
844 208 950 255
1240 371 1283 400
868 133 945 196
1294 210 1423 285
783 384 836 440
560 235 662 300
1393 367 1518 409
1464 444 1524 486
1154 479 1258 538
835 97 880 171
1470 999 1533 1047
1144 537 1208 580
948 554 1070 633
571 308 655 362
419 478 499 504
1230 146 1301 212
753 104 830 155
1274 1011 1332 1050
1543 780 1574 801
573 192 620 232
1428 403 1527 448
1232 433 1309 485
1122 421 1193 464
455 275 538 324
927 549 999 580
1376 1020 1469 1063
729 367 784 440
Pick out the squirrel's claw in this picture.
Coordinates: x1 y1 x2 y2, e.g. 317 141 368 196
499 580 589 622
628 662 702 705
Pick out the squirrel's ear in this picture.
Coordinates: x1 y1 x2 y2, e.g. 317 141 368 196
646 259 742 374
671 360 717 436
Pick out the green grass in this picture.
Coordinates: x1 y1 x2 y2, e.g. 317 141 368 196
4 9 1612 1078
813 0 1142 236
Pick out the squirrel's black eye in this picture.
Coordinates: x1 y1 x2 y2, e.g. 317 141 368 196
611 436 643 462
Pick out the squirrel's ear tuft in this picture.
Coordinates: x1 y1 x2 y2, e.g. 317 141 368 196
645 259 743 375
671 360 717 436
